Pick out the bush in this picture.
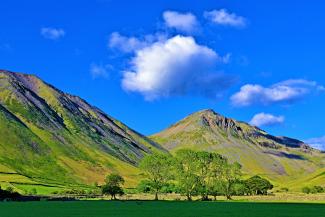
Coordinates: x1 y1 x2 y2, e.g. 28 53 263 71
302 187 311 194
310 186 324 194
302 186 324 194
137 180 153 193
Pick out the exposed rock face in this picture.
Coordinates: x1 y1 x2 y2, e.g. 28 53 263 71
0 70 165 185
151 109 325 182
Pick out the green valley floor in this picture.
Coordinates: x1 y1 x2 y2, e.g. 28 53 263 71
1 201 325 217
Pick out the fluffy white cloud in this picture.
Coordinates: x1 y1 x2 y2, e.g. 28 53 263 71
122 35 232 100
231 79 324 106
41 27 65 40
249 113 284 127
163 11 198 33
204 9 246 27
305 136 325 151
90 63 111 79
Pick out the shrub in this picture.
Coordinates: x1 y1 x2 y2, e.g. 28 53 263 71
302 187 311 194
310 186 324 194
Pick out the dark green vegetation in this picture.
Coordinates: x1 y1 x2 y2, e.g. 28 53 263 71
1 201 325 217
302 186 324 194
137 151 273 201
0 185 20 200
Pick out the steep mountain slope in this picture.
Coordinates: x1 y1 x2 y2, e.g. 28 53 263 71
151 109 325 187
0 70 165 189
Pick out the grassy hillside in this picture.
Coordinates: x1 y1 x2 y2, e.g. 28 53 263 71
151 109 325 189
0 70 165 192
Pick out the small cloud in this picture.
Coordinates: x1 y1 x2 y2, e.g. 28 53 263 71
90 63 111 79
305 136 325 151
249 113 284 127
204 9 247 28
108 32 167 53
163 10 199 33
108 32 150 53
122 35 233 100
231 79 324 107
41 27 65 40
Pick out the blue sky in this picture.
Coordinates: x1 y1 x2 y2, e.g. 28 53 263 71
1 0 325 150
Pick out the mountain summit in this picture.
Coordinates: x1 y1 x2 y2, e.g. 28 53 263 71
151 109 325 187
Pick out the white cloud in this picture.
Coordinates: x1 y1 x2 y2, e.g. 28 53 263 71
249 113 284 127
41 27 65 40
90 63 111 79
163 11 198 33
305 136 325 151
122 35 232 100
231 79 324 106
204 9 247 27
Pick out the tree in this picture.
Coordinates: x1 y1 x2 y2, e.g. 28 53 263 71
220 162 242 200
102 173 125 200
207 153 227 200
195 151 217 201
174 149 200 201
245 175 273 195
139 153 174 200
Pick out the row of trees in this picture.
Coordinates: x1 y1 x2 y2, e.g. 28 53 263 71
99 150 273 200
138 149 273 200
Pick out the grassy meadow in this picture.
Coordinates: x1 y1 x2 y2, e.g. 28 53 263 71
1 201 325 217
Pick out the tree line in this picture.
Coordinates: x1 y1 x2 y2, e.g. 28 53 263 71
102 149 274 200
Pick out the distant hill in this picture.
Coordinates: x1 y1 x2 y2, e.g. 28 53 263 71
150 109 325 188
0 70 165 190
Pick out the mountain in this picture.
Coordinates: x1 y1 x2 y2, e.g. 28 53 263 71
0 70 165 191
150 109 325 188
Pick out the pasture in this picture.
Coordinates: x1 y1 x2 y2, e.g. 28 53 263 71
1 201 325 217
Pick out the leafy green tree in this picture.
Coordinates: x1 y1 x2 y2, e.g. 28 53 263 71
206 152 226 201
102 173 125 200
232 182 248 196
174 149 200 201
221 162 242 200
140 153 174 200
195 151 216 200
245 175 273 195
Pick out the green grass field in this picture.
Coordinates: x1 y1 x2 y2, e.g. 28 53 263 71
1 201 325 217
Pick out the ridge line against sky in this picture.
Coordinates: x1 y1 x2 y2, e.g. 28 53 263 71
1 0 325 150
